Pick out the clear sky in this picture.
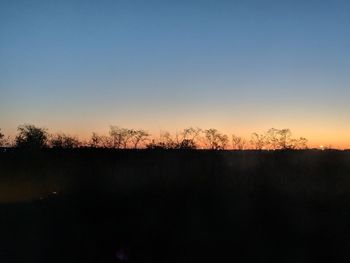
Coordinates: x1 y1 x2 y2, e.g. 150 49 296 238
1 0 350 148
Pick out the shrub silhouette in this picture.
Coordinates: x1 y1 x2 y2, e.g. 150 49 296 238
109 126 150 149
49 134 81 149
232 134 246 150
89 132 114 148
204 129 229 150
176 139 197 150
177 127 202 149
0 129 4 147
265 128 308 150
146 140 168 150
15 124 48 149
146 128 200 150
146 131 177 149
250 132 267 150
130 129 150 149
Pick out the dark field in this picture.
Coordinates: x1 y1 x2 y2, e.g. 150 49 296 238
1 149 350 263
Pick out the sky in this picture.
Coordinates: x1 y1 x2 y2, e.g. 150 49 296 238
1 0 350 148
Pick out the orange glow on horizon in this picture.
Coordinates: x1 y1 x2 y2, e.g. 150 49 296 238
2 124 350 150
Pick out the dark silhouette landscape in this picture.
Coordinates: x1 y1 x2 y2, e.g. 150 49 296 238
1 125 350 262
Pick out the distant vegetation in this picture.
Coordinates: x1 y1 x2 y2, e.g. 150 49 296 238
0 124 314 150
0 127 346 262
15 124 48 149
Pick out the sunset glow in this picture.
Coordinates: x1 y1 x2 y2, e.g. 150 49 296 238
1 1 350 149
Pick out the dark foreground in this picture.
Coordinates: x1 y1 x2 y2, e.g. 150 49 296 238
1 149 350 263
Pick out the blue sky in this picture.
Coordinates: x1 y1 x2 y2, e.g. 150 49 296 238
1 0 350 147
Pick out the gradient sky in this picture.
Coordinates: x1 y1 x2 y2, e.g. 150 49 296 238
1 0 350 148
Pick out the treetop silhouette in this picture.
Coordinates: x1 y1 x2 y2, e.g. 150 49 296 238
0 124 314 150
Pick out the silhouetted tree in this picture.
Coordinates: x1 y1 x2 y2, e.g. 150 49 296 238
182 127 202 141
100 135 114 148
0 129 4 147
90 132 101 148
109 126 150 149
146 131 177 149
0 131 12 147
130 129 149 149
266 128 307 150
49 133 81 148
157 131 177 149
250 132 267 150
175 127 202 149
204 129 229 150
89 133 113 148
232 134 246 150
109 126 131 149
266 128 280 150
291 137 308 149
162 131 176 148
123 129 137 149
15 124 48 149
177 139 196 149
276 129 293 149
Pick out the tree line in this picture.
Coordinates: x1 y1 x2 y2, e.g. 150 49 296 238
0 124 311 150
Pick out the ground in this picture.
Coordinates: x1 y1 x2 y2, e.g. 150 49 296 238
1 149 350 262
